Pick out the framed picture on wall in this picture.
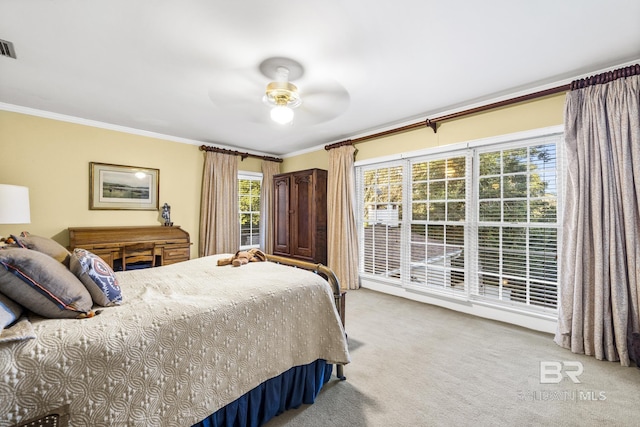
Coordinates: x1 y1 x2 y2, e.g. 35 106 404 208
89 162 159 210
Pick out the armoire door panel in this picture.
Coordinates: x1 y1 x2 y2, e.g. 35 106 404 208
273 176 290 255
292 172 313 258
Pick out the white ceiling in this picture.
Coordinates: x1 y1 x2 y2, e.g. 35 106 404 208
1 1 639 156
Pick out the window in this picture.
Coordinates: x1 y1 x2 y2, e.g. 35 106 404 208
359 163 404 280
409 155 468 295
238 173 261 249
474 142 558 309
356 131 561 314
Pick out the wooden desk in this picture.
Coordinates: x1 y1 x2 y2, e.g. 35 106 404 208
68 225 191 269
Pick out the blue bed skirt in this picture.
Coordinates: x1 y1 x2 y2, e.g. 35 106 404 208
193 359 333 427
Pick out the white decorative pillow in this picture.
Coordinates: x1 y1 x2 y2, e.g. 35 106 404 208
0 248 93 318
70 248 122 306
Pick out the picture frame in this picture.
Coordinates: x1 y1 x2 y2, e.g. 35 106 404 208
89 162 159 210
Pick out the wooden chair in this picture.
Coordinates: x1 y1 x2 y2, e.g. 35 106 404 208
121 242 157 271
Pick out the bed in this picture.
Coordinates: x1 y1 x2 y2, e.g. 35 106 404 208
0 252 350 427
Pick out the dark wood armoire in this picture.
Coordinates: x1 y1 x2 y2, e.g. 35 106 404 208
273 168 327 264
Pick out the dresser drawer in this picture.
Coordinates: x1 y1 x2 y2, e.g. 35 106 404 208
162 246 190 264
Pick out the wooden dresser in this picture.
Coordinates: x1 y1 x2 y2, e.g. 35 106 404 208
68 225 191 269
273 168 327 264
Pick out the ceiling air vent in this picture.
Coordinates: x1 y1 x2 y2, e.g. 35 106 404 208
0 39 17 59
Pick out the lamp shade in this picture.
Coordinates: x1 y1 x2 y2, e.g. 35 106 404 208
0 184 31 224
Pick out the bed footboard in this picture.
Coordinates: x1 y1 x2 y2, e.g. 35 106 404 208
265 254 347 380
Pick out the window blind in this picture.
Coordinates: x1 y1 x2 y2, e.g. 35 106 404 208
357 162 404 284
355 131 562 315
407 153 469 296
473 138 559 312
238 174 262 249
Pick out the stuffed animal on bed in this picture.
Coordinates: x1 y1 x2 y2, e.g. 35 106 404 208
217 248 267 267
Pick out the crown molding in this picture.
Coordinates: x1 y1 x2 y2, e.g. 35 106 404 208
0 102 277 158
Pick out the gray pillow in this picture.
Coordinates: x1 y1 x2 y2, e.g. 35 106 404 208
0 248 93 319
12 232 72 267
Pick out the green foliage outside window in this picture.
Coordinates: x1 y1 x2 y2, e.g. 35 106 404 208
239 177 261 247
358 141 559 310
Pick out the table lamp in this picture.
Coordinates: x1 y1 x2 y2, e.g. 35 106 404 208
0 184 31 243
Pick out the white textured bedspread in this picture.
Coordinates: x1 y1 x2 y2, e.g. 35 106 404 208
0 255 350 427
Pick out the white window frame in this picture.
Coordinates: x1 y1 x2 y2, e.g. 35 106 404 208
469 135 561 314
238 171 262 250
402 150 471 298
357 160 405 286
355 126 564 320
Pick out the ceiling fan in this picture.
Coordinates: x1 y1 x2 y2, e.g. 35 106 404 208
207 56 350 126
261 58 303 124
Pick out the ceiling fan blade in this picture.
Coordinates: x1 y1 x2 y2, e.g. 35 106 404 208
292 79 350 125
207 94 272 125
207 68 265 108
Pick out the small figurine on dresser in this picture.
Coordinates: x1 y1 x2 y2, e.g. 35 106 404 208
161 203 173 226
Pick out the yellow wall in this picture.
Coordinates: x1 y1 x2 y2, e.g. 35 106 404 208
0 93 564 256
283 93 565 170
238 156 263 174
282 149 328 173
0 111 239 258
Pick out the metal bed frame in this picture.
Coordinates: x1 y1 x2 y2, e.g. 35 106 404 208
266 254 347 380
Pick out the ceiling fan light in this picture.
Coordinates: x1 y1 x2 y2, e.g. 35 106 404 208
270 105 294 124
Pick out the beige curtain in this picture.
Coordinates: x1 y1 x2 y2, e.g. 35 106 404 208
199 151 239 257
260 160 280 254
327 145 360 290
555 72 640 366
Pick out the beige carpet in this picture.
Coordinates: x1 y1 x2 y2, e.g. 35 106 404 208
265 288 638 427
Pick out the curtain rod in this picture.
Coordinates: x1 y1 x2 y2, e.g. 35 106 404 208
570 63 639 90
199 145 283 163
325 84 570 151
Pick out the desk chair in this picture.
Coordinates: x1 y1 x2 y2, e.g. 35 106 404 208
121 242 157 271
